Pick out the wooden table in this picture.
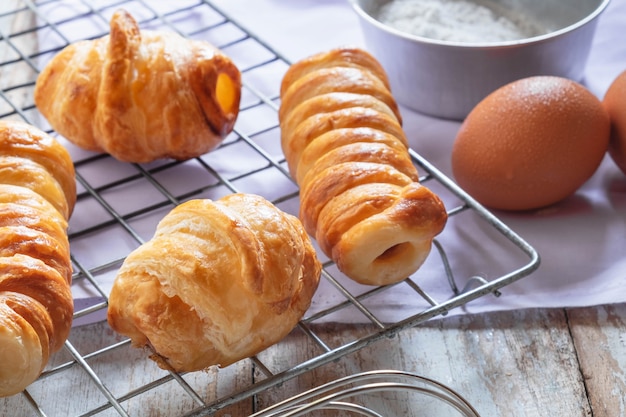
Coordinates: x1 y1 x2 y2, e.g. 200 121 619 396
83 302 626 416
3 304 624 416
1 1 625 416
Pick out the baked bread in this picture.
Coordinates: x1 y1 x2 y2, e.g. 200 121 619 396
279 47 448 286
107 193 321 372
34 9 241 163
0 120 75 397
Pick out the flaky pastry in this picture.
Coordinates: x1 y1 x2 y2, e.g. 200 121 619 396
107 194 321 372
0 120 75 397
34 9 241 163
279 47 448 286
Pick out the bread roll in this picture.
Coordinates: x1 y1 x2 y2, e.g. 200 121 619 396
0 120 75 397
279 47 448 286
34 9 241 163
107 194 321 372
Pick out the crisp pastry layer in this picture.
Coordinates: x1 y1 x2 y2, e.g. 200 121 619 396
0 120 74 397
107 193 321 372
34 9 241 163
279 47 448 286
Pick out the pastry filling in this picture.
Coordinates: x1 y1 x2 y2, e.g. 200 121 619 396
216 72 238 115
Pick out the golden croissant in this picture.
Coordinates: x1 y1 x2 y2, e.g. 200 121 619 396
279 47 448 286
0 120 75 397
34 9 241 163
107 193 321 372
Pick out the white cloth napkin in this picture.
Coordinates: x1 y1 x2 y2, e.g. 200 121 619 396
34 0 626 325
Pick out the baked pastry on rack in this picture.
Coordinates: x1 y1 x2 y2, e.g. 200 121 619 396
107 193 321 372
34 8 241 163
279 47 448 286
0 120 75 397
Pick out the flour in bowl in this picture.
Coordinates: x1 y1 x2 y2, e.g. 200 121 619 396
376 0 548 43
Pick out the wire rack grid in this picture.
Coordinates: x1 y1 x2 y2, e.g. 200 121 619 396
0 0 540 416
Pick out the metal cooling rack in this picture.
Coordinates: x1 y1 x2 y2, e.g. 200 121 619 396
0 0 540 416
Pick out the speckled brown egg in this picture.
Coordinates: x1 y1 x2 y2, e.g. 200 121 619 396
603 70 626 177
451 76 610 211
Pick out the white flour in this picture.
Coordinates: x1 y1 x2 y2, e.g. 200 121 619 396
376 0 548 43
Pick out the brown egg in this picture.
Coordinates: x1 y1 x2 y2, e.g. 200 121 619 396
451 76 610 211
602 70 626 176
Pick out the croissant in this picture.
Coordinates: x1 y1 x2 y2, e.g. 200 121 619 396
34 9 241 163
279 47 448 286
107 193 321 372
0 120 75 397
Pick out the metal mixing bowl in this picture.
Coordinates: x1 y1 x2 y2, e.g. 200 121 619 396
349 0 611 120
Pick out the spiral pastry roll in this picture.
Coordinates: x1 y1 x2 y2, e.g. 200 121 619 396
279 47 448 286
0 120 75 397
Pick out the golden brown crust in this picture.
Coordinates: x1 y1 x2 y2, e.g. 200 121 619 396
279 47 392 95
0 121 74 397
107 194 321 372
299 161 415 234
280 92 401 146
0 253 73 352
279 66 401 124
34 9 241 163
330 183 448 285
296 127 409 184
0 225 71 284
283 107 409 179
279 47 448 286
0 121 76 217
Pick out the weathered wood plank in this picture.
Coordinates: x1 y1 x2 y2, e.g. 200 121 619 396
567 304 626 417
255 309 591 417
3 308 597 417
